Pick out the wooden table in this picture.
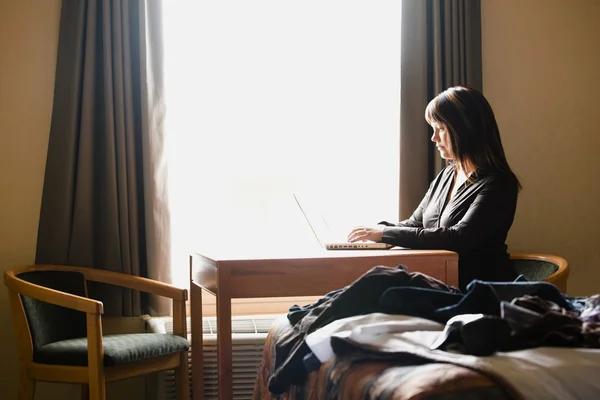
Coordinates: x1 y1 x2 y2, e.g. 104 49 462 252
189 248 458 400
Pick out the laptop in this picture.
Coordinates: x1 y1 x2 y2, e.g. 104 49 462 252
294 193 393 250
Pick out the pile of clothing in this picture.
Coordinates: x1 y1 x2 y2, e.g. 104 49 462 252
267 264 600 395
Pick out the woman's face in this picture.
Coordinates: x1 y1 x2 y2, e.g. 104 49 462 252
430 122 454 160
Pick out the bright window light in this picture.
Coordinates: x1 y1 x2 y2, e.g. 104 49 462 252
163 1 402 287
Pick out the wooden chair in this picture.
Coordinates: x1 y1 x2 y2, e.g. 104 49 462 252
4 265 190 400
510 253 570 293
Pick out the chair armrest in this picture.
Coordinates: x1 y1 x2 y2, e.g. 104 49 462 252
79 268 187 301
4 270 103 314
10 265 186 301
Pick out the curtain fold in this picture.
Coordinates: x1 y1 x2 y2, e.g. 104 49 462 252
399 0 482 219
35 0 170 317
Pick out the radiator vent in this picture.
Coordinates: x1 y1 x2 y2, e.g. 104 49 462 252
147 315 281 400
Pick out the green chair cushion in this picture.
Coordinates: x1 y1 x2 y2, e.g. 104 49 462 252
19 271 87 350
34 333 190 367
510 259 558 281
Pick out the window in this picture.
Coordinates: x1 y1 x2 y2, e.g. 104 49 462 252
163 1 402 289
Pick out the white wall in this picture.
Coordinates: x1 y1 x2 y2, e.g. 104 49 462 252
482 0 600 295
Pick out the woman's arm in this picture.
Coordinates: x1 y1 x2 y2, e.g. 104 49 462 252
380 175 518 252
349 185 433 243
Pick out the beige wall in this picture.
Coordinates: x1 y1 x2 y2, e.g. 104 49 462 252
0 0 61 397
482 0 600 296
1 0 599 397
0 2 144 398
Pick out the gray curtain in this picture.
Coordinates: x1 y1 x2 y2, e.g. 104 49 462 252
399 0 482 219
35 0 171 317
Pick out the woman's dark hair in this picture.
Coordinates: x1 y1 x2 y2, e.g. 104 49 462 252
425 85 521 190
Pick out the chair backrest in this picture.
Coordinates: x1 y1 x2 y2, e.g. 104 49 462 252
17 271 88 351
510 259 558 281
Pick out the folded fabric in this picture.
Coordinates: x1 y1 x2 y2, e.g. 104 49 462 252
304 313 443 373
379 278 572 324
328 317 600 400
501 295 600 350
429 313 511 356
379 286 463 321
268 264 459 395
433 279 572 321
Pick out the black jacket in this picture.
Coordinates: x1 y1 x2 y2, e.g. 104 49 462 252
379 164 519 289
268 265 461 394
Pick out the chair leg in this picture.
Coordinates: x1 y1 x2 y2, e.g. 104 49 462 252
175 352 190 400
81 384 89 400
86 313 106 400
18 374 35 400
87 377 106 400
87 363 106 400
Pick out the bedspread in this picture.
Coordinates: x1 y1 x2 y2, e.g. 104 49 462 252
252 317 515 400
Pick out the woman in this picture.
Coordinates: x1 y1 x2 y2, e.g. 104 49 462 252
348 86 521 290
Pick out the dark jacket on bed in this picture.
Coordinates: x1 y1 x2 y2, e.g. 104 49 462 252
379 164 519 290
268 265 460 394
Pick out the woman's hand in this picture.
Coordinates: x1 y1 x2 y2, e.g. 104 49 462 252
347 226 384 243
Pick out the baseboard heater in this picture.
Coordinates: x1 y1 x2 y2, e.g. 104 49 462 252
146 314 282 400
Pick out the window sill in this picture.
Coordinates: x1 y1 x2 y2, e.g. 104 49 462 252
188 295 321 317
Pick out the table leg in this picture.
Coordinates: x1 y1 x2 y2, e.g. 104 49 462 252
191 281 204 400
217 269 233 400
446 259 459 288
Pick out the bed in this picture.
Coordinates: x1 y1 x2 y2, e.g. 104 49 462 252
252 317 519 400
252 260 600 400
